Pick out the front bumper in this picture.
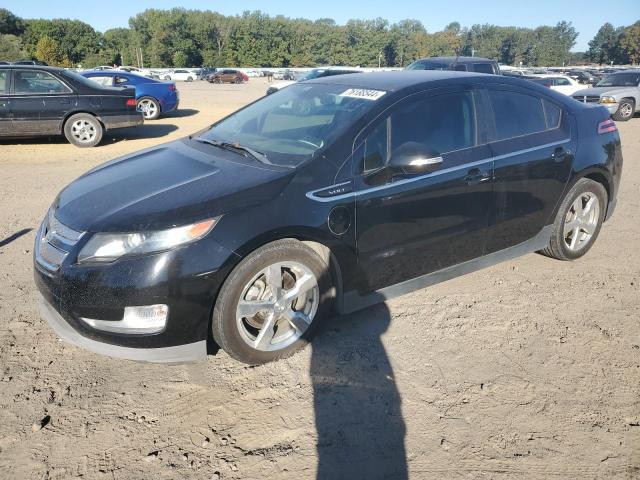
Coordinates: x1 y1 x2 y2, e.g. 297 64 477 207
34 215 240 362
39 296 206 363
99 112 144 130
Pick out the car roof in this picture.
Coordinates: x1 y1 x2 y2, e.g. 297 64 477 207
306 70 490 92
413 56 495 64
0 64 64 72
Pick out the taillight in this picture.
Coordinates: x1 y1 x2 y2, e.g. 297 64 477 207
126 98 137 107
597 118 617 134
168 84 176 91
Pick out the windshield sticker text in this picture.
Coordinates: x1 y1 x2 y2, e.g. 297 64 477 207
339 88 386 101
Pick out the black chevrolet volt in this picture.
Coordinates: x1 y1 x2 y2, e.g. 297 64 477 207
34 71 623 364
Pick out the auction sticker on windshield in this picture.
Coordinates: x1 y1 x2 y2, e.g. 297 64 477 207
339 88 386 101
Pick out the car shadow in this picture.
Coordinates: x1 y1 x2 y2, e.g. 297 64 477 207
311 303 408 479
101 124 179 144
163 108 199 118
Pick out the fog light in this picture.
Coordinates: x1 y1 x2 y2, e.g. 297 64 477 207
80 304 168 334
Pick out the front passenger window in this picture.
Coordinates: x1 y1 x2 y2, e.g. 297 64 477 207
363 120 388 171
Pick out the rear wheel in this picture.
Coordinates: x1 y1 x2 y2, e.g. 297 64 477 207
235 77 242 84
137 97 160 120
63 113 103 148
612 99 635 121
540 178 607 260
212 239 333 364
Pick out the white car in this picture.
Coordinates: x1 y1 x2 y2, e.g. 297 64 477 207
530 74 584 96
162 69 197 82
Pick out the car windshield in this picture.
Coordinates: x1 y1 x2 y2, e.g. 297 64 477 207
406 61 448 71
198 83 383 168
596 73 640 87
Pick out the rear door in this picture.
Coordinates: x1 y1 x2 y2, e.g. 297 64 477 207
0 70 10 135
10 69 75 135
482 86 574 253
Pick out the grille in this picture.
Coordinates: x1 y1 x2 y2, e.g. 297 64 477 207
35 209 85 272
572 95 600 103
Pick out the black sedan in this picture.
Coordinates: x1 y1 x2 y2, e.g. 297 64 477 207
0 65 143 147
35 71 622 364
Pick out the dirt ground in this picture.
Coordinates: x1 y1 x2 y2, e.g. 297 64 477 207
0 78 638 479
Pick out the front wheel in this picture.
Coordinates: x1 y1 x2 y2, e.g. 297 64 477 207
212 239 333 364
63 113 103 148
612 99 635 122
540 178 607 261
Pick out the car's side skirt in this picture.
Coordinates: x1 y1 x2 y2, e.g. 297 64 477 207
339 225 553 315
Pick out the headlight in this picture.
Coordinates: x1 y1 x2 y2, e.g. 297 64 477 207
599 96 617 104
77 218 219 263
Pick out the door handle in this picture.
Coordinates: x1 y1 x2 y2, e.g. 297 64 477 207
465 168 491 185
551 147 570 162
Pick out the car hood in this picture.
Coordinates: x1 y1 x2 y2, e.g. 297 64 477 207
54 139 294 232
573 86 632 97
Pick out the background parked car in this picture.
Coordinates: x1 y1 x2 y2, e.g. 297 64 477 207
568 70 597 84
0 65 142 147
573 70 640 121
206 69 245 84
406 56 500 75
162 69 197 82
266 67 361 95
82 70 179 120
528 74 583 96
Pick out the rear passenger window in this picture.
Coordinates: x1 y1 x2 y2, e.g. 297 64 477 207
489 90 546 140
473 63 494 74
543 99 562 129
0 71 6 93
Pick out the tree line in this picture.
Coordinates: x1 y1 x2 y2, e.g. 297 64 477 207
0 8 638 68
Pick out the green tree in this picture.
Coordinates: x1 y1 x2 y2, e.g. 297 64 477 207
588 23 618 64
34 34 71 66
0 8 23 35
618 22 640 64
0 33 27 61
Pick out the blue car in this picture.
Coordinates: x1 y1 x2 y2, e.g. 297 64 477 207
81 71 179 120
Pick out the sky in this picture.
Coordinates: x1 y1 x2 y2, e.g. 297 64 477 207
2 0 639 51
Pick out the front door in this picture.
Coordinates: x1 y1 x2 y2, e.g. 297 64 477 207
10 69 75 135
482 86 574 253
354 88 493 293
0 70 10 135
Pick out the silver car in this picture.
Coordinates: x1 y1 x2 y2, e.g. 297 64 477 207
572 70 640 121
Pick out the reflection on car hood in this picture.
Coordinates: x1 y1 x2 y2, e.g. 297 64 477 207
54 139 293 232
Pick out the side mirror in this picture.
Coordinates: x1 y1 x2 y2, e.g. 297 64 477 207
389 142 443 175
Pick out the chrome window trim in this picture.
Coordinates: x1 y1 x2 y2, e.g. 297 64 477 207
306 138 571 202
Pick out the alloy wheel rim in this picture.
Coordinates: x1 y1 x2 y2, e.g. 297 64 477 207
138 99 157 119
620 103 633 117
236 261 319 352
564 192 600 251
71 119 96 143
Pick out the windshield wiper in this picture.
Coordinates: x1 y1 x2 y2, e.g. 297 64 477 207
194 138 273 165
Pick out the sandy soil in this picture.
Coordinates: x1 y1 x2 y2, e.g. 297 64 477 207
0 78 638 479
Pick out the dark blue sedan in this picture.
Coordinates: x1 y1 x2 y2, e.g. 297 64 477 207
81 71 179 120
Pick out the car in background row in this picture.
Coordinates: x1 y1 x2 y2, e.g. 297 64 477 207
406 56 500 75
81 70 179 120
35 71 622 365
162 69 197 82
528 75 583 96
266 67 362 95
0 65 142 147
573 70 640 122
206 69 247 84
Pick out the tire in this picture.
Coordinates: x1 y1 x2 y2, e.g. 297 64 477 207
213 78 221 84
63 113 103 148
212 239 333 364
137 96 161 120
612 99 635 122
540 178 607 261
186 77 193 82
163 76 171 81
235 77 242 84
